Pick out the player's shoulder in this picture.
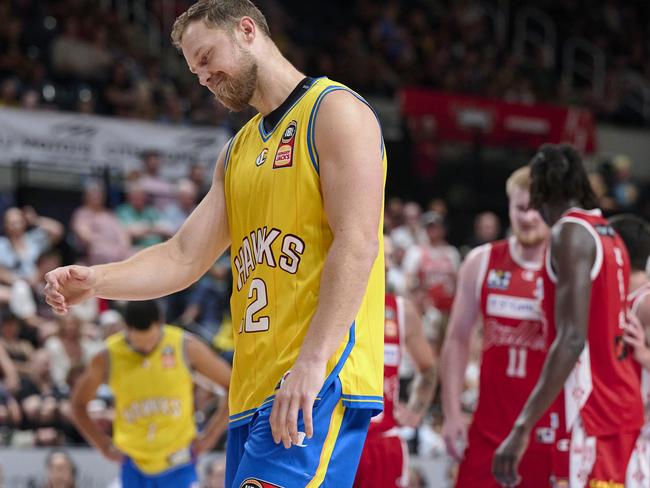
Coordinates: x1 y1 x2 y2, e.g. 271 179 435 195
463 242 493 267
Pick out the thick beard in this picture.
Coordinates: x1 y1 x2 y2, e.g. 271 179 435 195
514 228 546 247
213 52 258 112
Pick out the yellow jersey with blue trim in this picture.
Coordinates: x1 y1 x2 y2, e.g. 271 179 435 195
106 325 195 474
224 77 386 427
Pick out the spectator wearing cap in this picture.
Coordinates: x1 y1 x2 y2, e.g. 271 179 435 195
402 211 460 354
71 182 132 265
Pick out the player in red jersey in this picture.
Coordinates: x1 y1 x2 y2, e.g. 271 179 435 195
354 235 437 488
441 165 568 488
610 214 650 486
493 144 644 488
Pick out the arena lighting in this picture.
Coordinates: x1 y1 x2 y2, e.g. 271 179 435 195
456 108 493 132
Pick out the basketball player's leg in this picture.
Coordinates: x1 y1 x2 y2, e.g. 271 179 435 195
588 430 640 487
230 377 372 488
354 435 408 488
455 427 501 488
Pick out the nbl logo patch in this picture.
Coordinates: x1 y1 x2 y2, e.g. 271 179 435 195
486 270 511 290
240 478 282 488
273 120 297 169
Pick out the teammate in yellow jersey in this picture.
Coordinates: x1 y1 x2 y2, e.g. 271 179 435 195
70 300 231 488
45 1 386 486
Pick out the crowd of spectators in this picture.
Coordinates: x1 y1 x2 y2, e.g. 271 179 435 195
0 151 232 453
1 0 650 126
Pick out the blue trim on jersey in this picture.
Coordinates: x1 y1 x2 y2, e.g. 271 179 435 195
341 394 384 401
223 136 236 171
341 394 384 411
229 406 258 427
306 86 386 176
257 77 322 142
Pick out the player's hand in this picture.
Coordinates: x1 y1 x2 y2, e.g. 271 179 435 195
269 359 325 449
492 424 529 487
100 442 125 463
442 414 468 461
623 313 650 364
394 402 424 428
44 265 97 315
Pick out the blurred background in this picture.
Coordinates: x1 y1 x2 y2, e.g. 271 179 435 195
0 0 649 486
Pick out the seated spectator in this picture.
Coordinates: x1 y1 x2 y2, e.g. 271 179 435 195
71 181 131 265
176 255 231 342
188 162 211 199
138 150 176 210
0 341 21 431
162 179 198 234
43 448 77 488
0 206 63 284
14 349 62 446
117 182 173 249
0 311 33 377
44 315 100 393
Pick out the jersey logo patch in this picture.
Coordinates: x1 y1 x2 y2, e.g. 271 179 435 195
240 478 282 488
486 270 511 290
161 346 176 369
385 319 398 338
255 148 268 166
273 120 297 169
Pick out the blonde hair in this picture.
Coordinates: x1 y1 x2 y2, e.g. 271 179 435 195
506 165 531 198
171 0 270 51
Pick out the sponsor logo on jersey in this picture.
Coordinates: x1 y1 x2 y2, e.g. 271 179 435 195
240 479 281 488
483 318 546 350
161 346 176 368
255 148 268 166
384 343 400 367
273 120 297 169
486 294 541 321
487 270 511 290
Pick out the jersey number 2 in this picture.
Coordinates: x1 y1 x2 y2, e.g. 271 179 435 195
506 347 527 378
241 278 270 333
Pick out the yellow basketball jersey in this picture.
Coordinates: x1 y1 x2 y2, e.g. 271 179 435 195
224 77 386 426
106 325 196 474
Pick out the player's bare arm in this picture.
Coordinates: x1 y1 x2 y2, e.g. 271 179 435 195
396 298 437 427
440 245 485 460
70 350 124 463
269 90 384 448
184 333 231 455
45 145 231 314
493 222 594 487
